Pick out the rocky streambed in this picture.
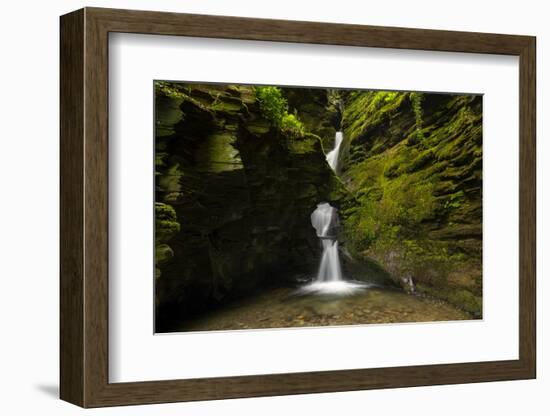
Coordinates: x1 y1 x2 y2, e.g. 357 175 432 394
165 285 471 332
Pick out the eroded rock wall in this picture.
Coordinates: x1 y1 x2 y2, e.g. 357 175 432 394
155 83 345 326
340 91 483 316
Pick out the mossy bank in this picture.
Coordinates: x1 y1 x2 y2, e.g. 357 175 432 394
339 90 482 317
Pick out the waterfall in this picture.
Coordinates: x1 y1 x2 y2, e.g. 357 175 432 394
310 132 346 284
296 131 368 296
296 131 369 296
326 131 343 172
311 203 343 282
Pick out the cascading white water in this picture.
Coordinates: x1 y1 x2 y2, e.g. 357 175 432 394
296 131 369 296
326 131 344 172
310 131 346 283
311 203 343 282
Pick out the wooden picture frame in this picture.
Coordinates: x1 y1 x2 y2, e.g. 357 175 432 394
60 7 536 408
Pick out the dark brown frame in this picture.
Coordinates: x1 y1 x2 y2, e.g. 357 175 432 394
60 7 536 408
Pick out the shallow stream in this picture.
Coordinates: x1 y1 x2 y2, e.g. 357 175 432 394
171 285 472 332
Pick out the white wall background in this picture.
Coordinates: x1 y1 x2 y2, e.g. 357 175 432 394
0 0 546 414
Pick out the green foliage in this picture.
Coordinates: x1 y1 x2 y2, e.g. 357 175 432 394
381 177 436 224
340 91 483 315
344 91 407 143
344 173 436 251
255 86 306 138
255 86 288 125
280 113 306 138
155 202 180 243
383 92 399 102
410 93 424 142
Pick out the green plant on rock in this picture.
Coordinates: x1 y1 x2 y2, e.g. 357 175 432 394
255 86 306 139
255 86 288 125
410 92 424 142
340 90 482 315
280 113 306 138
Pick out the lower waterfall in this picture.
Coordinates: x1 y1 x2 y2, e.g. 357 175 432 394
298 132 369 296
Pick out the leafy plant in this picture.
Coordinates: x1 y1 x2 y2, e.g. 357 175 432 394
255 86 307 138
255 86 288 125
410 92 424 142
280 113 305 138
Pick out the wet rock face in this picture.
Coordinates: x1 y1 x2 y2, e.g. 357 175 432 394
284 88 341 149
155 84 343 325
339 91 483 316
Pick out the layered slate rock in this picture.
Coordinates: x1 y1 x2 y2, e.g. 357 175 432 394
339 91 482 316
154 83 346 327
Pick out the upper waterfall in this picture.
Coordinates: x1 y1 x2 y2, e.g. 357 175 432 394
326 131 344 172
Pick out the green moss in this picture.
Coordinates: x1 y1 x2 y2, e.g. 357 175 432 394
155 94 185 137
156 243 174 264
153 81 483 319
211 101 243 113
155 202 180 279
255 86 288 125
255 86 308 139
155 151 168 169
417 284 481 317
155 202 180 243
443 190 465 210
406 148 434 173
343 91 408 145
246 119 271 135
340 91 482 313
154 80 188 99
280 113 306 139
195 132 243 173
410 92 425 142
288 133 319 154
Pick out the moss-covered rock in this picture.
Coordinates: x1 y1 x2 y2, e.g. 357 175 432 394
154 82 346 327
284 88 341 149
154 82 482 324
339 91 482 317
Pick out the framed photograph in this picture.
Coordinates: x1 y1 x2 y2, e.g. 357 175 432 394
60 7 536 408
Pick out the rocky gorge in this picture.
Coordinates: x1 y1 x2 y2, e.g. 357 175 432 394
154 81 482 331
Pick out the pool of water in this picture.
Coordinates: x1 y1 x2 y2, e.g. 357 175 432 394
169 284 473 332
